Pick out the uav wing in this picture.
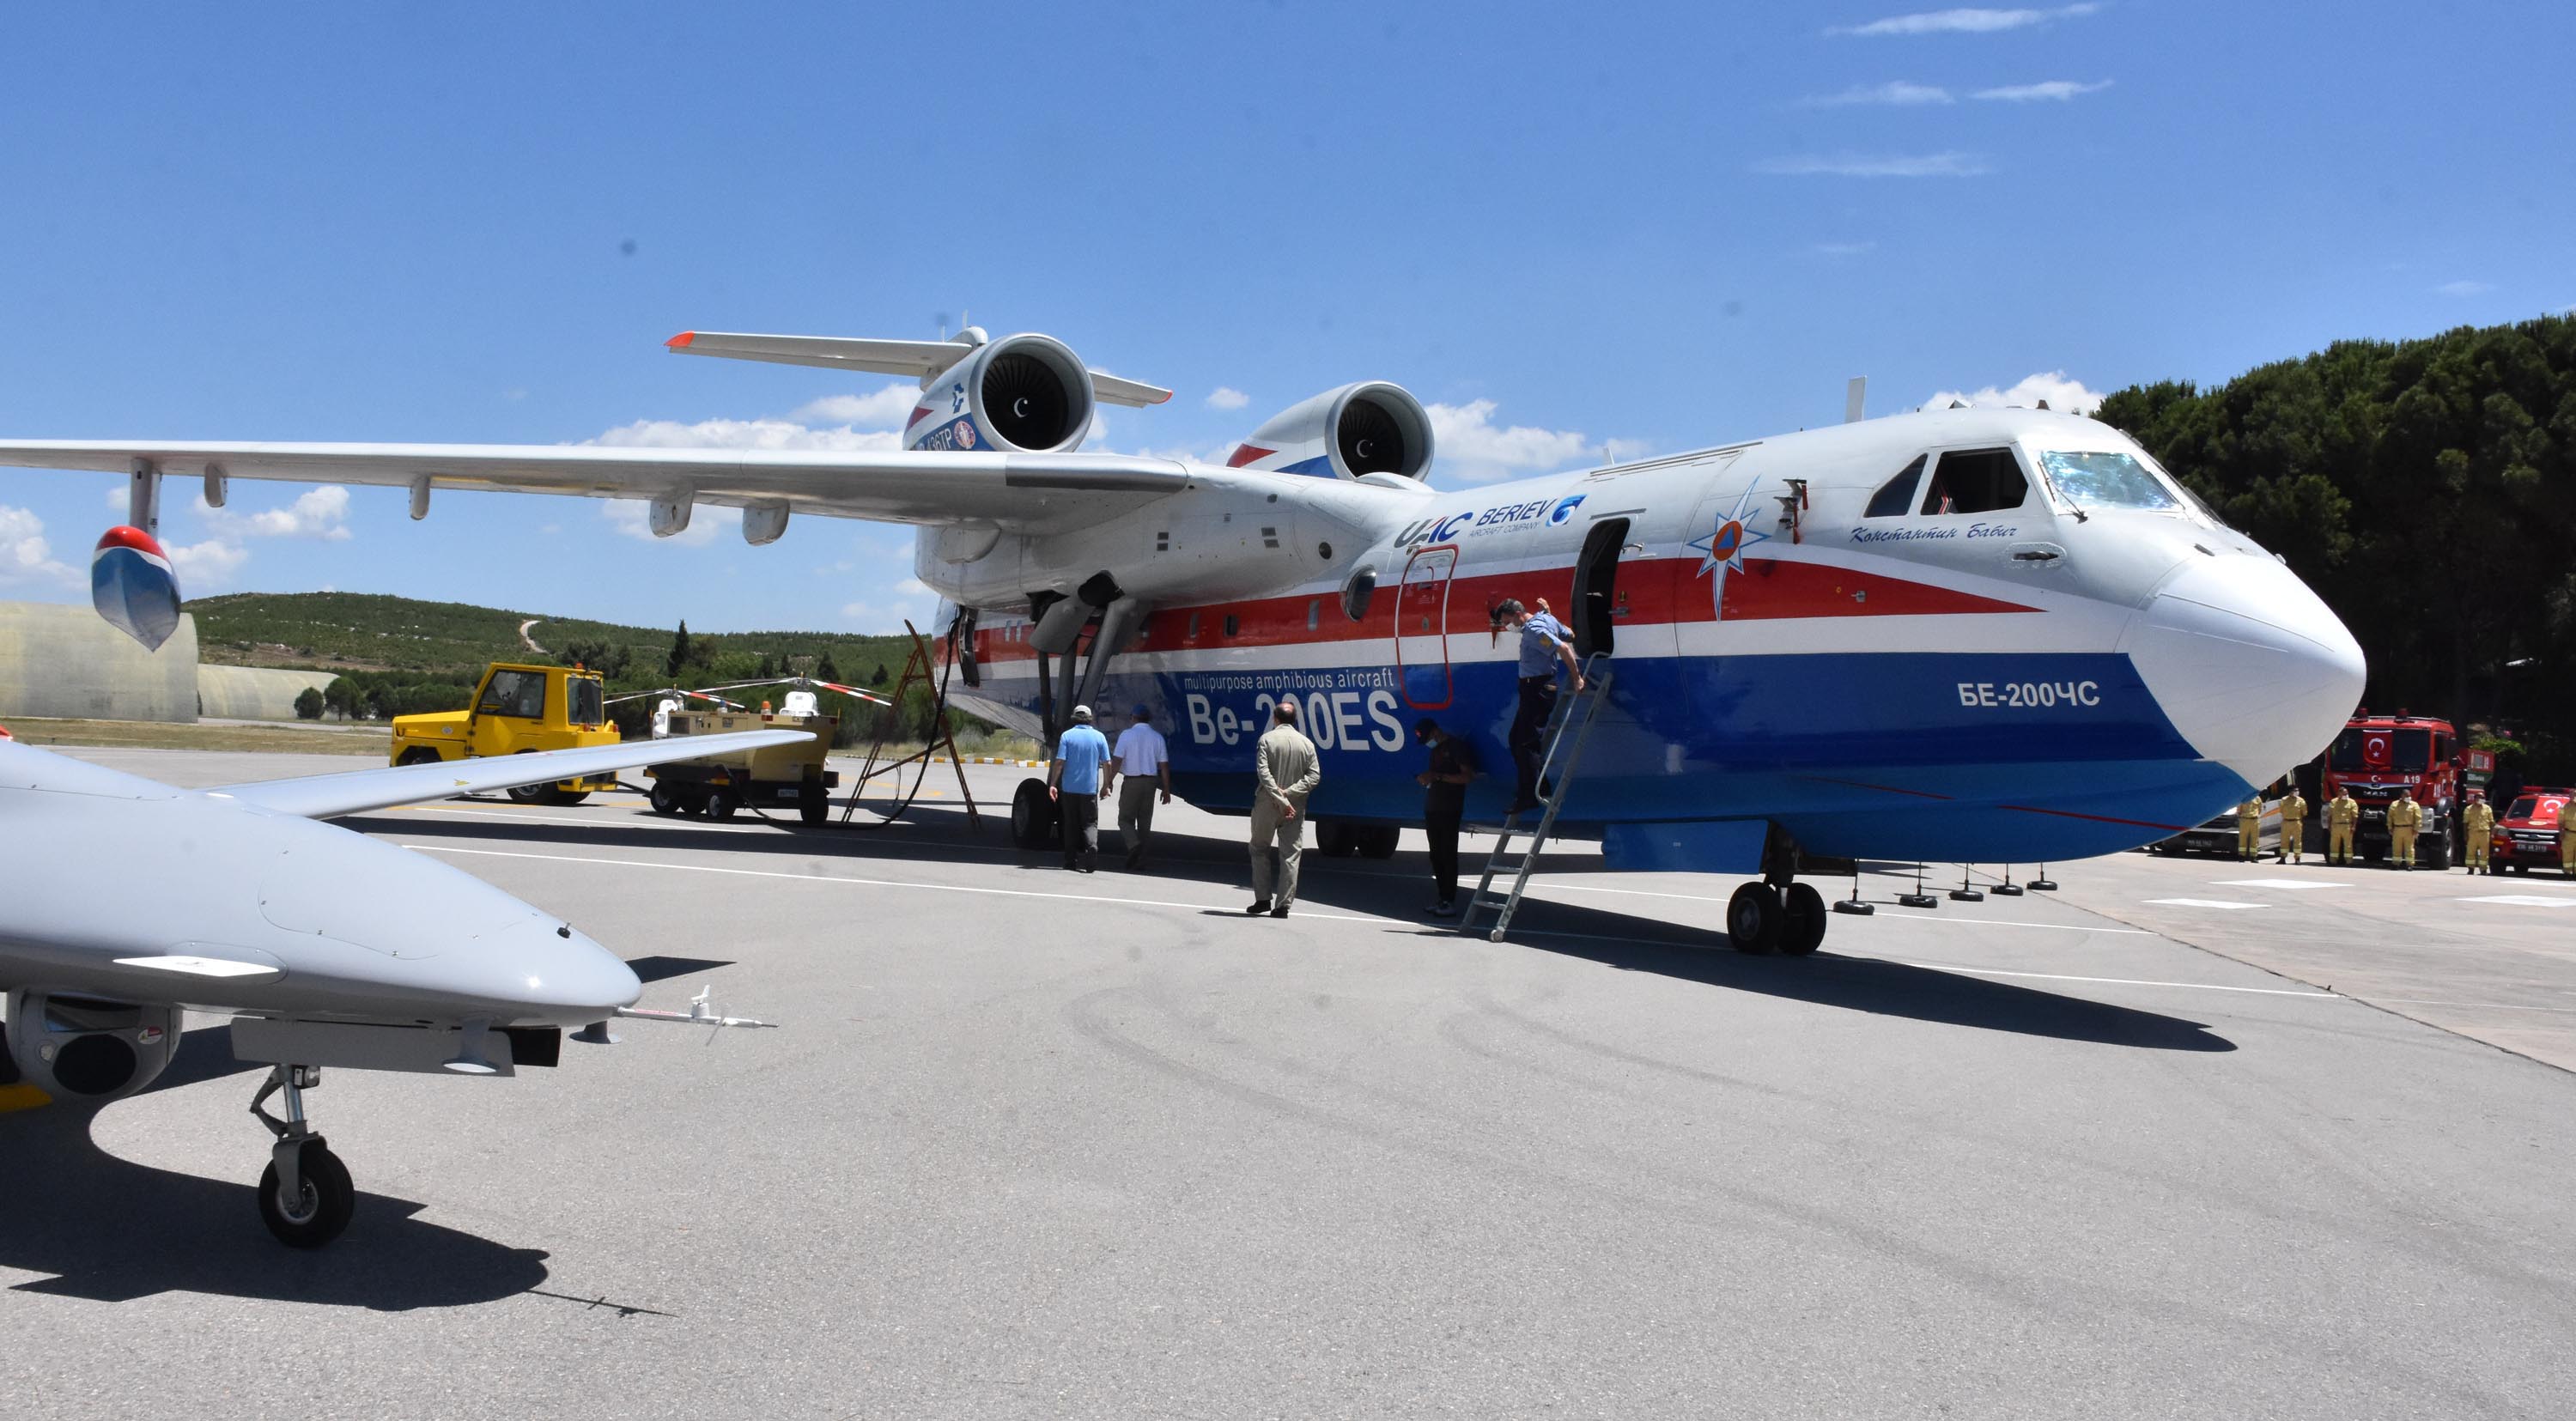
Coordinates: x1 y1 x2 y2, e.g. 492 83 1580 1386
212 729 809 819
0 441 1194 535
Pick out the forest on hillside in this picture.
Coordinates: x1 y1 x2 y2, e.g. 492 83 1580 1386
2095 313 2576 780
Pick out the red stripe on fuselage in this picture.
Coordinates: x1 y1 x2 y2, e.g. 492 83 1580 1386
965 554 2034 664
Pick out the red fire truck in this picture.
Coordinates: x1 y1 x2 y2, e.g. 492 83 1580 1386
2318 710 2464 868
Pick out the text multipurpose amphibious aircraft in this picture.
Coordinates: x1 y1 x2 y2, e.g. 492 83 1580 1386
1 325 2365 955
0 731 800 1246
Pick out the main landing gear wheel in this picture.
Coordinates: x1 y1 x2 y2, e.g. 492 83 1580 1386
1357 824 1402 859
259 1138 355 1248
649 782 681 816
250 1065 354 1248
1727 883 1783 954
1011 777 1060 851
1317 821 1359 858
1778 883 1826 956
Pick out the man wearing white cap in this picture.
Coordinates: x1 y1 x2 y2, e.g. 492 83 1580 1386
1105 703 1171 870
1048 705 1112 873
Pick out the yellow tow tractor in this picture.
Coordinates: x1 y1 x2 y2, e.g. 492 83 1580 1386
388 661 622 805
617 677 890 824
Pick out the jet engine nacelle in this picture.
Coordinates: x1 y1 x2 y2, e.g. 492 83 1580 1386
7 990 182 1102
1227 381 1434 483
908 333 1097 455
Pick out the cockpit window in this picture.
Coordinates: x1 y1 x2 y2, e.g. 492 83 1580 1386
1920 448 2026 515
1863 456 1925 518
2038 450 2182 512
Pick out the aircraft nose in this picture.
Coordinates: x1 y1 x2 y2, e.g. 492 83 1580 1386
509 922 643 1022
2121 551 2366 791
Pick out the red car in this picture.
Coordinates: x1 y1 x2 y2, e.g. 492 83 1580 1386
2492 788 2573 875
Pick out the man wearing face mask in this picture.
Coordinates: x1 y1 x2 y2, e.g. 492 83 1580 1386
1413 716 1479 917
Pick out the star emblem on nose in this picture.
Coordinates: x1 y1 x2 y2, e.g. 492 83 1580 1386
1688 483 1772 610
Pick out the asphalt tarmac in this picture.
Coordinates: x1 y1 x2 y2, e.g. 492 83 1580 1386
8 747 2573 1419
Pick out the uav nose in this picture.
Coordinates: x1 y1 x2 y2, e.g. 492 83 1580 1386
2121 552 2366 791
506 921 643 1022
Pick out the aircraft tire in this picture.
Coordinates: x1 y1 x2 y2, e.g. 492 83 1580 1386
649 783 682 816
1778 883 1826 956
1358 824 1402 859
1011 778 1060 851
1316 821 1357 857
258 1139 355 1248
705 790 740 823
1726 883 1783 955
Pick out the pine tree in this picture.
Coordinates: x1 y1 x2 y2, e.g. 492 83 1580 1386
666 619 691 677
872 662 890 686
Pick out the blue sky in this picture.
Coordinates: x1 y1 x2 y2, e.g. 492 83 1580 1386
3 1 2568 633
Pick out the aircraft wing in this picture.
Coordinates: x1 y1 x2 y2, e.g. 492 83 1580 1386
211 728 810 819
0 440 1194 534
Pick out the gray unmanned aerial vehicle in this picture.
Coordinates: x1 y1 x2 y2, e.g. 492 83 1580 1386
0 728 802 1246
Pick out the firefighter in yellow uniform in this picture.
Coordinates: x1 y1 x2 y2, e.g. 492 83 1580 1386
2276 786 2309 864
2236 793 2265 860
2459 790 2495 875
2324 787 2360 865
2387 789 2423 869
2561 799 2576 877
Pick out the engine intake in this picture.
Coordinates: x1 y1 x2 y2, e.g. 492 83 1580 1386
8 991 182 1102
1228 382 1434 482
909 333 1097 454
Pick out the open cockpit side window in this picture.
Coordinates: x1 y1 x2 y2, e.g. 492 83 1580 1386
1863 455 1926 518
1919 448 2027 515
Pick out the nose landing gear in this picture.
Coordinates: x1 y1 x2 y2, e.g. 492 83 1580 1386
250 1065 354 1248
1726 879 1826 956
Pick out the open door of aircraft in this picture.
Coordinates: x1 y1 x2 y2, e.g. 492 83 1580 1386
1395 544 1457 709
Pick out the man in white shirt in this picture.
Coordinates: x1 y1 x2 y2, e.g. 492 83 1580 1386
1104 704 1172 870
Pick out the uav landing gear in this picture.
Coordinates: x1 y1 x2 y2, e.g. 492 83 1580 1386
250 1065 354 1248
1726 879 1826 956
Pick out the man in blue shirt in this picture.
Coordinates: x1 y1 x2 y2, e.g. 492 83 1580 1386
1492 598 1586 814
1048 704 1113 872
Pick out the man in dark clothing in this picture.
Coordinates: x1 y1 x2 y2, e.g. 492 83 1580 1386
1492 597 1585 815
1415 717 1479 916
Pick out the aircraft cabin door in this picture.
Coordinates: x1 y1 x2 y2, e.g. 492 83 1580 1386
1570 518 1630 661
1394 544 1457 708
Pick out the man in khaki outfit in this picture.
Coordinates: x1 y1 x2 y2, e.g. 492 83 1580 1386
2236 792 2265 861
1247 701 1321 918
2387 788 2423 869
2325 786 2360 865
2275 784 2308 864
2460 789 2495 875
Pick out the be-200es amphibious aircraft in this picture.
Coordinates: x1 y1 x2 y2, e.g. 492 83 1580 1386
1 325 2365 957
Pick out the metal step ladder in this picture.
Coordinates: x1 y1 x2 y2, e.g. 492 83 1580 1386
1461 654 1614 943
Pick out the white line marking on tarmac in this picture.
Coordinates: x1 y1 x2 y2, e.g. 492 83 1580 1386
1889 961 2339 998
2144 898 2268 909
2371 997 2576 1013
404 844 1390 923
2214 877 2348 891
2456 896 2576 908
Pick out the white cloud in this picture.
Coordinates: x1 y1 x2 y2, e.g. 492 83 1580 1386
1802 81 1953 106
164 537 250 589
0 505 80 589
2435 280 2494 297
1972 78 2114 101
1427 401 1647 484
788 383 922 428
1758 151 1991 178
1830 3 2099 37
839 574 939 632
200 484 353 541
586 417 902 452
1814 240 1878 257
1925 370 2105 415
1205 386 1251 411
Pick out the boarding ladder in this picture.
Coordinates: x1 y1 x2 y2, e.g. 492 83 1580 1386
1461 653 1614 943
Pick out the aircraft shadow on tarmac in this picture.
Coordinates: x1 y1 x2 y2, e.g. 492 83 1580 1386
350 804 2234 1054
1 1026 550 1308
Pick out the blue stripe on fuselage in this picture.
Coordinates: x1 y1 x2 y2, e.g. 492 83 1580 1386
966 651 2248 864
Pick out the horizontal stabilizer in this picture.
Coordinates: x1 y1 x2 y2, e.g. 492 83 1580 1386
666 331 1172 408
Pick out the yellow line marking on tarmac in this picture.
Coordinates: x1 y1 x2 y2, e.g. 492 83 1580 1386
405 844 1391 923
0 1083 55 1114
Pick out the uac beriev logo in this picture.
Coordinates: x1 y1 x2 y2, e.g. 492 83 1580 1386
1548 495 1586 525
